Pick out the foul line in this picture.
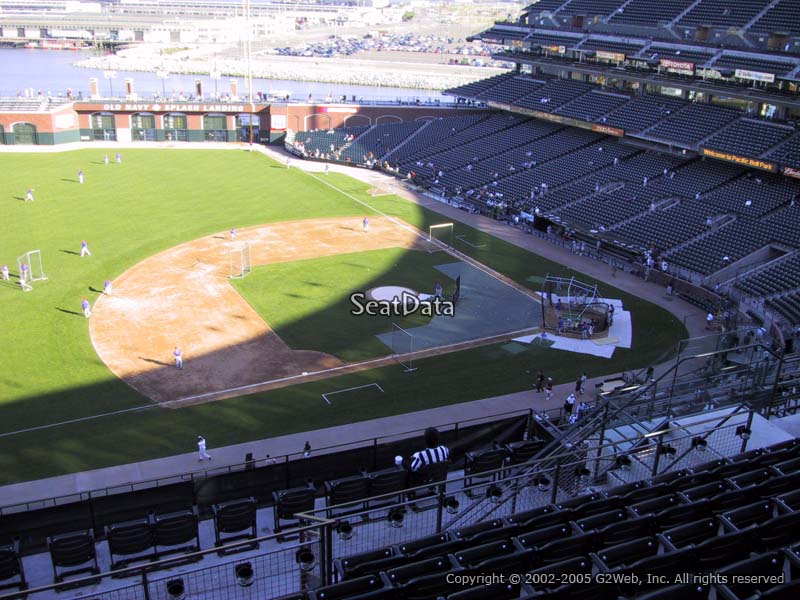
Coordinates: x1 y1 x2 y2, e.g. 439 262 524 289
456 234 487 248
322 383 384 405
305 172 538 305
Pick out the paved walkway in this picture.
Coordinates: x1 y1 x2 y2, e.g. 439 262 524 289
0 144 709 507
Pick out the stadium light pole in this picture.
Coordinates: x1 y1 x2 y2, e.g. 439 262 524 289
103 69 117 98
245 0 255 147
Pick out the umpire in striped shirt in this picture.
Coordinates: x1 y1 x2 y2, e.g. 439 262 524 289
410 427 450 472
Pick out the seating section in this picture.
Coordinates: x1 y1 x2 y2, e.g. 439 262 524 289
339 120 425 164
603 95 686 134
703 120 795 158
712 54 797 77
475 76 545 103
607 0 695 26
766 132 800 169
646 104 741 146
750 0 800 35
578 40 645 55
555 90 632 122
319 438 800 599
513 79 594 111
669 219 770 275
293 125 369 161
677 0 769 29
647 45 716 66
553 0 622 18
445 72 515 100
611 200 712 253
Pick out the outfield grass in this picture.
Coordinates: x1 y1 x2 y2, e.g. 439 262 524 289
232 248 452 362
0 151 686 485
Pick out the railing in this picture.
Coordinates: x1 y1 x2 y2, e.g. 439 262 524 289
0 408 533 516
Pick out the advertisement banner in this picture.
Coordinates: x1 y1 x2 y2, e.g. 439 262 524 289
783 166 800 179
734 69 776 83
596 50 625 62
660 58 695 75
703 148 777 172
270 114 287 131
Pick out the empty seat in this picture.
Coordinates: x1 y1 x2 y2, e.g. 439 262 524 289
509 508 571 531
729 468 774 489
598 515 654 547
556 492 606 511
463 447 509 488
273 486 316 533
631 493 682 516
47 529 99 584
514 524 572 549
535 531 597 565
505 505 558 526
693 529 755 571
755 579 800 600
622 483 669 505
367 468 408 505
152 507 200 558
452 539 532 574
325 475 370 511
309 573 392 600
0 538 27 593
575 509 627 532
774 456 800 476
594 536 659 569
445 581 521 600
384 556 462 599
655 499 711 528
105 517 155 571
660 517 717 549
616 548 693 594
721 500 774 530
396 533 466 561
335 546 399 581
635 583 711 600
682 481 728 502
504 439 544 466
525 556 592 591
213 497 258 552
777 488 800 511
708 487 760 513
758 472 800 498
755 512 800 550
450 519 504 543
717 552 791 599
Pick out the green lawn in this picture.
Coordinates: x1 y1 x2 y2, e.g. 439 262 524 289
0 151 686 485
232 248 452 362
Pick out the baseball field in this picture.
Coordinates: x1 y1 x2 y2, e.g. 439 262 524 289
0 148 686 485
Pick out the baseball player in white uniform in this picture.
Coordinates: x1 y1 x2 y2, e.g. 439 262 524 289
197 436 211 461
80 240 92 257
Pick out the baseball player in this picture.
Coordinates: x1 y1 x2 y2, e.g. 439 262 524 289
434 282 443 299
197 435 211 461
230 228 236 241
115 152 122 164
24 188 34 202
174 347 183 369
80 240 92 257
324 163 329 175
81 298 91 318
1 264 8 281
103 279 112 295
362 217 369 232
78 170 84 184
103 154 109 166
19 264 32 291
286 157 291 169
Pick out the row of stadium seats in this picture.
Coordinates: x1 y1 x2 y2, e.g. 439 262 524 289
447 74 799 161
526 0 799 37
302 438 800 600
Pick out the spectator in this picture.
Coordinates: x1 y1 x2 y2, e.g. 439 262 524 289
410 427 450 472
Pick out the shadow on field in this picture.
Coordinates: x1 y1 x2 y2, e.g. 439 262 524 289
13 196 24 202
138 356 172 367
60 250 80 256
88 286 104 294
60 179 78 184
56 307 83 317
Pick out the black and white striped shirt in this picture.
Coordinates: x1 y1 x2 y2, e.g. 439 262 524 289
410 445 450 472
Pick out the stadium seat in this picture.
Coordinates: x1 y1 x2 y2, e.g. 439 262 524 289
325 474 371 512
575 509 628 532
382 556 463 599
593 536 659 569
716 551 795 599
463 447 509 489
693 528 756 571
0 537 26 593
273 485 316 534
556 492 606 512
774 456 800 476
655 499 712 529
633 583 711 600
507 508 570 531
777 488 800 511
649 469 691 487
728 467 775 489
366 467 408 506
621 483 669 505
47 529 100 584
755 579 800 600
708 487 761 513
444 581 521 600
720 500 774 531
755 512 800 550
334 547 404 581
597 515 654 547
681 481 728 502
449 519 504 543
309 573 393 600
213 497 258 552
570 495 626 518
534 531 597 565
451 539 532 574
757 472 800 498
659 517 718 549
514 524 573 549
152 507 200 559
616 548 694 594
504 439 544 466
505 504 558 526
525 556 593 591
105 517 156 572
630 493 682 516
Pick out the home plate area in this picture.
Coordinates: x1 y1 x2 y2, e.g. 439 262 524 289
514 298 632 358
